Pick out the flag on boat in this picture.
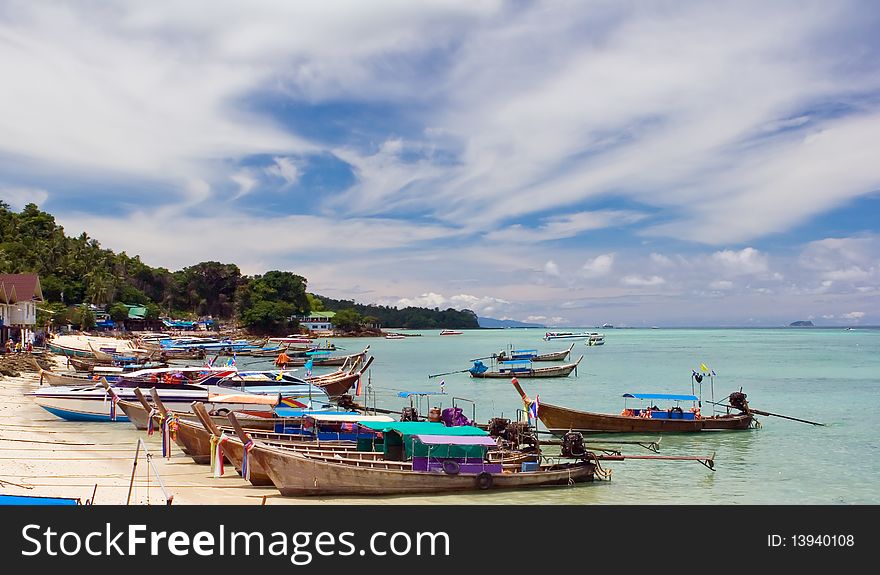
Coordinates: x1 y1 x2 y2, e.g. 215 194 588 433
355 375 363 396
529 394 539 421
275 370 284 381
227 354 236 367
304 358 313 377
700 363 710 373
440 379 445 393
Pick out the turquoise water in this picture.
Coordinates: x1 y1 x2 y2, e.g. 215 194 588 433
238 328 879 504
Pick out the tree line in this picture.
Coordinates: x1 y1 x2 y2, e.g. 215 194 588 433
0 202 479 333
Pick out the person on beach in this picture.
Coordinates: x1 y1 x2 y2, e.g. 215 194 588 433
2 340 9 354
274 351 291 370
14 340 22 353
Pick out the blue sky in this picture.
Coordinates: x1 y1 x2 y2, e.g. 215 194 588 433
1 0 878 326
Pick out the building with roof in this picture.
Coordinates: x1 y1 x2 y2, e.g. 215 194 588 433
295 311 336 332
0 273 44 345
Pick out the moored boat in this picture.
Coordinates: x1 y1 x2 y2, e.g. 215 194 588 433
469 355 583 379
495 342 575 362
510 377 754 433
439 329 463 335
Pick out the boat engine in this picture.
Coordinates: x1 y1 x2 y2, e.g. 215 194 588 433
400 406 419 422
560 431 587 458
486 417 510 437
729 391 749 411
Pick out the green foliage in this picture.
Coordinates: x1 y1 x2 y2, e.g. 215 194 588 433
108 302 130 323
240 300 296 335
81 307 96 330
144 302 161 320
306 293 325 312
331 308 363 332
37 301 67 328
315 294 479 329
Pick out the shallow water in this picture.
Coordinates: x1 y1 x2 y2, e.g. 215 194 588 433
233 327 879 504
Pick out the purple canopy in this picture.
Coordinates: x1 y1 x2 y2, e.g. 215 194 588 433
414 434 498 446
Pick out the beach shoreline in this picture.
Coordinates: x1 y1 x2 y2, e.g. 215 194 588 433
0 355 413 506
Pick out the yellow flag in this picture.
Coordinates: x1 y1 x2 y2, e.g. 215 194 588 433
700 363 710 372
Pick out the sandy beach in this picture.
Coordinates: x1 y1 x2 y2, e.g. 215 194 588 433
0 354 409 506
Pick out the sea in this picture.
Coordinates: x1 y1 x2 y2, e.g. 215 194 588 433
236 327 879 504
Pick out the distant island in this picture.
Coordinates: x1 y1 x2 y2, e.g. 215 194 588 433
789 320 814 327
478 316 546 329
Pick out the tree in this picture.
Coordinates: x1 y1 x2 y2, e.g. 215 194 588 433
331 309 363 332
306 293 325 312
109 302 129 323
239 300 296 335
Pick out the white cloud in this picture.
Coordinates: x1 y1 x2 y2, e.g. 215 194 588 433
842 311 865 319
230 170 258 200
622 275 665 287
650 253 673 267
799 236 879 283
711 248 768 275
484 210 646 243
710 280 734 290
1 186 49 209
581 254 615 277
544 260 560 276
265 157 301 185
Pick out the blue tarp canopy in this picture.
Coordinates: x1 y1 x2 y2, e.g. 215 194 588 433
499 359 532 365
0 495 80 506
509 349 538 354
623 393 699 401
397 391 446 398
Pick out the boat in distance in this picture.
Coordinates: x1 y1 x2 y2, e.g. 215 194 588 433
469 355 583 378
495 342 575 362
543 331 603 341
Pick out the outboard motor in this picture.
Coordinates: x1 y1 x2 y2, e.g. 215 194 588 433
487 417 510 438
560 431 587 458
729 391 749 411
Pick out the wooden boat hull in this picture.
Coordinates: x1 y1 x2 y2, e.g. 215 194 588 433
471 355 583 379
312 372 361 399
251 444 594 496
497 343 574 363
536 402 753 433
117 398 277 432
174 420 353 486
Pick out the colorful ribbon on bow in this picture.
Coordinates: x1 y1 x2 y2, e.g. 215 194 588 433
146 409 159 436
109 394 120 421
210 434 229 478
160 414 178 459
241 439 256 481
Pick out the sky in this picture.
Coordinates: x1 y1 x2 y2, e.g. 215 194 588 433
1 0 878 327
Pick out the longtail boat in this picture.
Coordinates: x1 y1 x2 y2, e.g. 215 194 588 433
511 377 754 433
284 346 370 367
184 407 393 484
109 385 278 431
246 419 595 496
495 342 575 362
469 355 583 379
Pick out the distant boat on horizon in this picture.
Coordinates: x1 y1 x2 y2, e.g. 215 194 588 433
439 329 464 336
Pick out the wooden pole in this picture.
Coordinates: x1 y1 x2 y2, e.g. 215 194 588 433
126 439 142 505
133 387 153 412
149 388 169 417
191 401 222 436
226 412 252 445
